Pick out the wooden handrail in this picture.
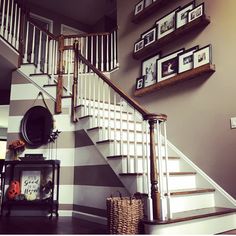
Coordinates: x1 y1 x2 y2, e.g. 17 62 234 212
77 52 167 121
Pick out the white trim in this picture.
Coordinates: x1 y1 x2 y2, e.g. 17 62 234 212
61 24 85 35
167 140 236 207
72 211 107 225
58 210 73 216
30 13 53 33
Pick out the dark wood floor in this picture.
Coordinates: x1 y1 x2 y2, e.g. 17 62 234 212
0 216 108 234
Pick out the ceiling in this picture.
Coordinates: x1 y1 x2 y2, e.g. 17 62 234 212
27 0 117 26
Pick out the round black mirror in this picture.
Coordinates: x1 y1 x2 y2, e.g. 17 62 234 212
21 106 53 147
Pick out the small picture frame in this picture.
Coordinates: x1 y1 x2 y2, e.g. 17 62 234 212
136 76 145 90
145 0 153 8
134 0 144 15
142 53 161 87
134 39 144 53
176 1 195 29
193 44 212 68
157 48 184 82
178 45 199 73
188 3 204 23
156 7 180 39
141 27 156 47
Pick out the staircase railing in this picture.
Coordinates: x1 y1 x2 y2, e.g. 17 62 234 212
71 41 171 221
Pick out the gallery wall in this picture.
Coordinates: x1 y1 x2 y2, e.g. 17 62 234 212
112 0 236 198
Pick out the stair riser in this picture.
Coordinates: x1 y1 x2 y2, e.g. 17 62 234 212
29 75 50 88
20 64 36 76
44 86 56 99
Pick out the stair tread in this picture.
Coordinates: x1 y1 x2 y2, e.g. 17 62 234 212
43 84 57 87
62 95 72 98
168 188 215 196
119 172 196 176
144 207 236 225
30 73 49 76
87 126 145 133
107 155 179 160
96 139 164 145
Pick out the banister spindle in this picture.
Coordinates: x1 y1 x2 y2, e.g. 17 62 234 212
9 0 14 42
1 0 6 36
110 32 113 70
4 0 10 39
30 25 35 63
12 1 17 47
101 35 104 71
23 21 29 63
36 30 42 73
96 35 98 69
114 30 117 68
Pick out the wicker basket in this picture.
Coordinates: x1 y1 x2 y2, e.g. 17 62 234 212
106 193 144 234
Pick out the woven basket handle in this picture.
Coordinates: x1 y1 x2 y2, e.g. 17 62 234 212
110 190 122 199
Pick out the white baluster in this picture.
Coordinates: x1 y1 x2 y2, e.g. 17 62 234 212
88 72 91 116
12 1 17 47
114 30 117 68
54 41 58 75
141 121 146 193
67 49 71 95
126 103 130 173
4 0 9 39
134 109 138 173
23 21 29 63
110 32 114 70
85 36 88 70
113 92 117 155
97 76 101 127
84 73 87 116
119 97 124 168
1 0 5 36
106 34 109 71
48 39 53 76
31 25 35 63
107 85 111 139
96 35 98 69
101 35 104 71
92 73 96 127
91 36 93 66
36 30 42 73
15 6 20 49
44 35 49 73
8 0 14 42
101 81 106 140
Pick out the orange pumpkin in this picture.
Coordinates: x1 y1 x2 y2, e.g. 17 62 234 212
7 180 20 200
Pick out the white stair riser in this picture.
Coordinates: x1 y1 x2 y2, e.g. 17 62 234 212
30 74 50 88
20 64 36 75
43 87 56 99
62 97 71 109
168 192 215 213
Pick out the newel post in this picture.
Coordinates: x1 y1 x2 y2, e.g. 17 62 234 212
145 113 167 221
71 40 79 122
55 35 64 114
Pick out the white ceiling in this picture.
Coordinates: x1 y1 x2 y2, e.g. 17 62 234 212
27 0 116 26
0 105 9 128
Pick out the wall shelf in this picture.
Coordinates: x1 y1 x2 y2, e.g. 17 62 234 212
133 15 210 60
132 0 179 24
134 64 215 97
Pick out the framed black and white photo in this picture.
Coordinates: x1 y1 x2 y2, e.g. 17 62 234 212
176 1 195 28
157 48 184 82
193 44 212 68
188 3 204 23
134 39 144 53
141 27 156 46
135 76 145 90
134 0 144 15
178 45 199 73
142 53 160 87
145 0 153 8
156 7 180 39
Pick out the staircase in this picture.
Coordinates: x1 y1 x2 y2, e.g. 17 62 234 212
1 0 236 234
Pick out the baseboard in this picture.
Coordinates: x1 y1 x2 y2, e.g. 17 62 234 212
72 210 107 225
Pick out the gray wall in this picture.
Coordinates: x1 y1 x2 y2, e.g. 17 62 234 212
112 0 236 198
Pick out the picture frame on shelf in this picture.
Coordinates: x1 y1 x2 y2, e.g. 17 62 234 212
193 44 212 68
188 3 204 23
134 0 145 15
176 1 195 29
135 76 145 90
178 45 199 73
156 7 180 39
141 27 156 47
134 39 144 53
157 48 184 82
145 0 153 8
142 53 160 87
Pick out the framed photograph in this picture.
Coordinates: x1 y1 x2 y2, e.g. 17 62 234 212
134 0 144 15
142 53 160 87
156 7 180 39
145 0 153 8
141 27 156 46
21 170 41 200
176 1 195 28
178 45 199 73
157 48 184 82
135 76 145 90
188 3 204 23
134 39 144 53
193 44 212 68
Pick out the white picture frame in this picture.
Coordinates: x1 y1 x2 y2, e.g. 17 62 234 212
134 0 144 15
176 1 195 28
157 48 184 82
134 39 144 53
141 27 156 47
188 3 204 23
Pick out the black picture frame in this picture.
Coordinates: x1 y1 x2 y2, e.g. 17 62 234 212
156 7 180 39
178 45 199 73
141 27 156 47
175 1 195 29
193 44 212 68
157 48 184 82
135 76 145 90
144 0 153 8
188 2 204 23
134 39 144 53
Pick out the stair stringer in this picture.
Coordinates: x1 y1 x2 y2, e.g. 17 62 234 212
167 140 236 208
